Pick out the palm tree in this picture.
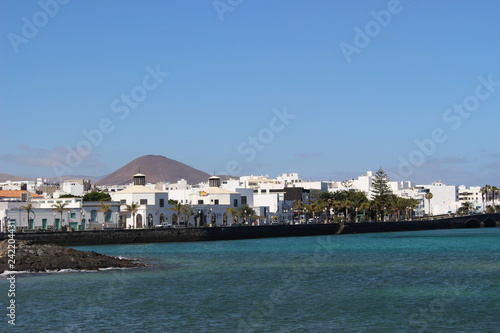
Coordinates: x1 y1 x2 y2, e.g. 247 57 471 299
424 192 433 216
458 201 474 215
20 203 35 229
124 202 139 228
491 186 498 212
358 202 371 222
98 202 112 227
292 200 303 223
304 201 322 221
341 199 353 222
405 198 419 220
239 205 256 225
169 201 183 225
181 205 194 227
323 198 334 223
51 202 68 230
225 207 239 225
481 185 491 212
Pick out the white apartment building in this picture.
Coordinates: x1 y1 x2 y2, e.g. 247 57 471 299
0 180 36 192
458 185 484 212
417 181 459 216
61 179 91 197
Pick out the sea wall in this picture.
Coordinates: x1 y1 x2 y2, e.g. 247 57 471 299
2 214 499 246
1 224 341 246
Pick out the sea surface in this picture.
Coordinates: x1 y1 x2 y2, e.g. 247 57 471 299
2 228 500 333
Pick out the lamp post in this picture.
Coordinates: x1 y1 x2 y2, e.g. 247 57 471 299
81 209 85 231
4 216 10 233
67 209 72 230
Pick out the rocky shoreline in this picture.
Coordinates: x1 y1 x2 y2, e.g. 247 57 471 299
0 240 145 274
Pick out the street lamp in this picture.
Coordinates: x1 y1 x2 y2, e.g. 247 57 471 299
81 209 85 231
3 216 10 233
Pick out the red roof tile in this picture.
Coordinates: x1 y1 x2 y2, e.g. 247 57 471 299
0 190 43 199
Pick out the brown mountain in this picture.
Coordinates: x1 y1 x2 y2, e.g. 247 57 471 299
0 173 34 182
96 155 210 186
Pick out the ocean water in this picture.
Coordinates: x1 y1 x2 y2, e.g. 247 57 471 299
2 228 500 333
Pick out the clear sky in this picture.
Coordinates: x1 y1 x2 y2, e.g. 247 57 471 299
1 0 499 186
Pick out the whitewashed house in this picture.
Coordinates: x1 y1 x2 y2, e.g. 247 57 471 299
110 173 172 229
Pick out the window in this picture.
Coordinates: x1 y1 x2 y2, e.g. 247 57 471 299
234 199 238 207
91 210 97 221
140 199 148 205
70 213 76 219
214 199 219 205
241 196 247 205
105 211 112 222
159 199 164 207
198 200 204 204
120 199 126 204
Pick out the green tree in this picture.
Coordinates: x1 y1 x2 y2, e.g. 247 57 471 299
239 205 256 224
304 201 323 221
83 192 111 202
403 198 419 220
481 185 491 212
358 202 371 222
20 203 34 229
181 205 194 226
491 186 498 212
458 201 474 215
124 202 139 228
371 168 393 221
51 202 68 230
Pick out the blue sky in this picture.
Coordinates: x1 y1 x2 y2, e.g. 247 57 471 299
1 0 500 186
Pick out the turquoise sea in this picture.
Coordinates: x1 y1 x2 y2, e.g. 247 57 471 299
2 228 500 333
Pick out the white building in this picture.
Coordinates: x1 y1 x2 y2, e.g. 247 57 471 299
417 181 459 216
0 180 36 192
61 179 91 197
458 185 483 212
110 173 171 229
2 197 121 232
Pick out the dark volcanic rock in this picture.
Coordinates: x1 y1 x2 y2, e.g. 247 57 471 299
0 240 144 273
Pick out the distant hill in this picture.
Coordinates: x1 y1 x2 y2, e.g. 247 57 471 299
0 173 34 182
96 155 210 186
44 175 104 184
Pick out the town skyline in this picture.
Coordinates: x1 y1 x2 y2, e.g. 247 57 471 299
1 153 498 192
2 1 500 187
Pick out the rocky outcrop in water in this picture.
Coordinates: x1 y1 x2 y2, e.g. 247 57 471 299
0 240 144 273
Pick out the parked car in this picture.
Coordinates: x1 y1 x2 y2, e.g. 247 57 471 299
155 223 172 228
